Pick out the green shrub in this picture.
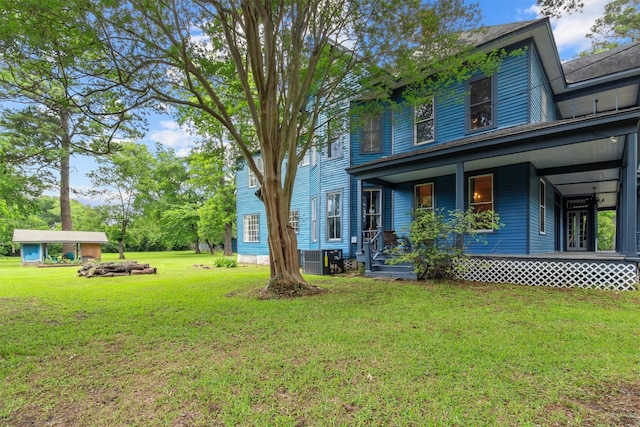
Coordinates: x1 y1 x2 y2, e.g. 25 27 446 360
390 208 502 280
213 257 237 268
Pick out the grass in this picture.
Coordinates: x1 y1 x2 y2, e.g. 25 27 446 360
1 251 639 426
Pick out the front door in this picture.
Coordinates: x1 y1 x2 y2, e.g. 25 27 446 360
567 210 588 251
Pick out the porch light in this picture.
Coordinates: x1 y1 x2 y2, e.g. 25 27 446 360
610 136 618 143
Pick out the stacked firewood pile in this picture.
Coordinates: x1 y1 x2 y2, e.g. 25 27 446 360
78 261 157 278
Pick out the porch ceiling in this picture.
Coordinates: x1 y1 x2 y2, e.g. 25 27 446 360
364 134 631 210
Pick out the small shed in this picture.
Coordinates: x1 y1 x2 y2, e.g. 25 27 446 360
12 229 109 265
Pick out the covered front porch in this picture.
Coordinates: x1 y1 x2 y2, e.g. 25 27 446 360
347 109 640 289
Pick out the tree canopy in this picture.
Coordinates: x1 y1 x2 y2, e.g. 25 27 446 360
538 0 639 53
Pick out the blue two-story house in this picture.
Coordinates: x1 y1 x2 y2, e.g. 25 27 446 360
236 18 640 290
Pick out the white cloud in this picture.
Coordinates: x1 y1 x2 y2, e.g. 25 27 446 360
144 120 199 157
524 0 609 60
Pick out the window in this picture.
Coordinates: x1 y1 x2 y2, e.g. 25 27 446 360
327 119 343 159
363 189 381 231
361 115 381 153
539 180 546 234
541 85 549 122
311 146 318 166
415 183 434 210
243 214 259 242
247 157 263 188
469 76 493 131
289 210 299 234
311 197 317 242
301 152 310 166
469 174 493 214
415 99 435 144
326 191 341 240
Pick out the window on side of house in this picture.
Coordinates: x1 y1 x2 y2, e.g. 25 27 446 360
468 76 493 131
415 99 435 145
326 191 342 241
539 179 546 234
361 115 381 153
243 214 259 242
415 183 434 210
469 174 494 231
247 157 263 188
289 210 299 234
311 196 317 243
327 119 343 159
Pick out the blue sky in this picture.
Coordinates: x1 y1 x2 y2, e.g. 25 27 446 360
68 0 610 200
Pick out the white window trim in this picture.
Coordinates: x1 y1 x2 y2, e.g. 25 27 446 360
311 196 317 243
326 191 342 241
289 210 299 234
247 157 263 188
243 213 260 242
414 98 435 145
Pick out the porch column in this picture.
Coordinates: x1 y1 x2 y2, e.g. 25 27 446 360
623 132 638 257
455 162 465 211
357 179 363 254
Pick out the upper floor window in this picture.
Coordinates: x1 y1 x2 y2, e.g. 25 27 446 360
415 99 435 145
289 210 299 234
361 115 381 153
469 76 493 131
243 214 259 242
247 157 263 188
326 191 342 240
327 119 343 159
415 183 434 210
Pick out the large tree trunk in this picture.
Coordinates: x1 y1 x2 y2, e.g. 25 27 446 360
261 173 321 297
118 238 125 260
59 109 74 256
224 222 233 256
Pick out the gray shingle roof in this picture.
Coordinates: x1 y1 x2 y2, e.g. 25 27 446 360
12 229 109 244
562 42 640 83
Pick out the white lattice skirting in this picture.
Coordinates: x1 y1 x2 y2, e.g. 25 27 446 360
455 257 638 291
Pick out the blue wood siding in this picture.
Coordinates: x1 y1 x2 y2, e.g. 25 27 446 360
392 103 415 154
350 109 394 167
319 132 351 255
529 165 556 253
530 45 556 123
466 164 530 255
495 48 530 128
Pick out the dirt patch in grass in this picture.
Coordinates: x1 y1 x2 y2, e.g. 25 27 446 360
547 381 640 426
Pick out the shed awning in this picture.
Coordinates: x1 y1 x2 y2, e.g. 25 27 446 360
12 229 109 244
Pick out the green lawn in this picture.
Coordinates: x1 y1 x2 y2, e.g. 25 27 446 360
1 251 639 426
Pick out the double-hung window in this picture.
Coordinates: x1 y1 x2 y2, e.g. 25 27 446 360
415 183 434 210
361 115 381 153
247 157 263 188
469 76 493 131
311 197 317 242
415 99 435 145
326 191 341 240
243 214 259 242
327 119 343 159
289 210 299 234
